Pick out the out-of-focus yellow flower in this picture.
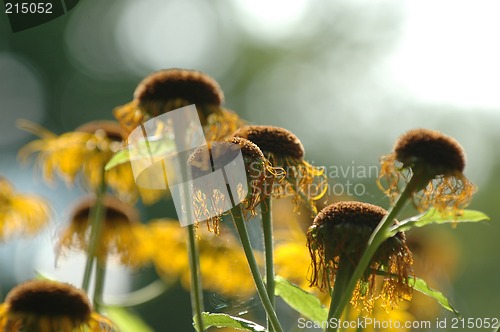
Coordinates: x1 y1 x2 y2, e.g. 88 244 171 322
113 68 244 141
18 120 162 204
406 229 459 320
149 219 260 298
57 195 152 268
379 128 476 214
233 125 327 214
0 279 116 332
0 176 51 241
188 137 283 234
307 202 414 313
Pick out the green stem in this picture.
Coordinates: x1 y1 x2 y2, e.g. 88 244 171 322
326 256 354 332
93 258 107 312
231 205 284 332
81 173 107 293
262 196 275 332
331 174 423 320
187 224 205 331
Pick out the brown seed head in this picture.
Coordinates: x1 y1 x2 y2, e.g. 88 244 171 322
233 125 304 160
6 280 91 322
312 201 388 229
394 129 465 175
76 120 125 142
71 195 139 227
134 69 224 106
188 137 265 176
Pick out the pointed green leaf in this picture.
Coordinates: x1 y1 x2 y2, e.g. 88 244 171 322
104 138 176 171
105 149 130 171
104 306 154 332
193 313 266 332
274 275 327 323
411 277 461 317
390 208 490 234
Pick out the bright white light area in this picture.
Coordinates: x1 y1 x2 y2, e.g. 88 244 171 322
116 0 220 75
389 0 500 109
230 0 310 41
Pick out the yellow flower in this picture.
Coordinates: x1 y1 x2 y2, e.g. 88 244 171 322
113 68 244 141
233 125 327 214
307 201 414 313
57 195 152 268
0 279 116 332
148 219 259 298
379 128 476 214
0 177 51 240
18 120 161 204
188 137 283 233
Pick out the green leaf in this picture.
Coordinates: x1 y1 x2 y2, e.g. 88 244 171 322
105 149 130 171
274 275 327 323
104 138 176 171
411 277 461 317
193 313 266 332
104 306 154 332
390 208 490 234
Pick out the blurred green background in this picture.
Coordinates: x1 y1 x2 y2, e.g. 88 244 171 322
0 0 499 331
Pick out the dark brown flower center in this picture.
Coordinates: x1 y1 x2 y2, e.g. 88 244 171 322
134 69 224 106
6 280 91 321
71 196 138 227
76 121 125 142
394 128 465 175
233 125 304 160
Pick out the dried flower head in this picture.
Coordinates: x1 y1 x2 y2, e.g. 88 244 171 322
379 129 476 213
233 125 327 214
17 120 161 204
57 195 152 268
307 201 413 312
113 69 244 140
0 279 115 331
0 177 51 241
188 137 283 233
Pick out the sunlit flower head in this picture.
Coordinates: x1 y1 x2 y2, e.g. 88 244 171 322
17 120 161 204
188 137 283 233
149 220 258 298
0 279 116 331
233 125 327 214
57 195 151 268
379 128 476 213
0 177 51 241
113 68 244 140
307 201 413 313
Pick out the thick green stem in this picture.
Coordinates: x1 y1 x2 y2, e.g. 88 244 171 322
81 173 107 293
93 258 107 312
231 205 284 332
331 175 422 320
187 224 205 331
326 256 354 332
262 196 275 332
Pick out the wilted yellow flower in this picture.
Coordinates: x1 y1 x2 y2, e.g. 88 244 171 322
18 120 161 204
0 176 51 240
188 137 283 234
57 195 152 268
149 219 259 298
233 125 327 214
0 279 116 332
113 68 244 141
379 128 476 214
307 201 414 313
